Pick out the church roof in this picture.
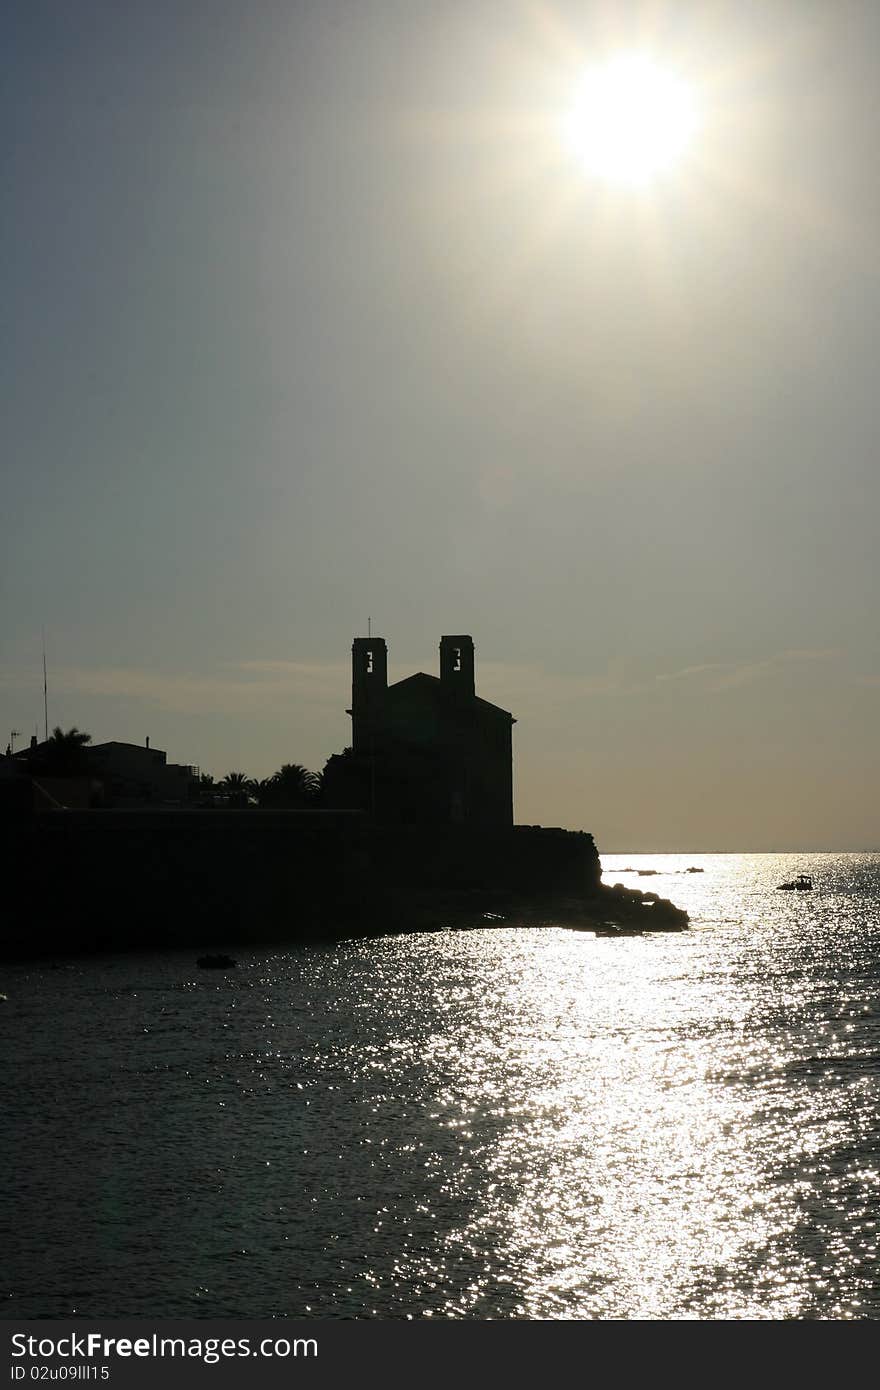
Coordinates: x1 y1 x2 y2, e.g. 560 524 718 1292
388 672 515 722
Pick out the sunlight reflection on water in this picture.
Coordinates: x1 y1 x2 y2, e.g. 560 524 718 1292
2 854 878 1318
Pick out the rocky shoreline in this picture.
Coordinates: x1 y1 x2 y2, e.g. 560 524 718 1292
361 881 689 939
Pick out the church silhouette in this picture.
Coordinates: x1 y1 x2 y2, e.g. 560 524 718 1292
323 635 515 826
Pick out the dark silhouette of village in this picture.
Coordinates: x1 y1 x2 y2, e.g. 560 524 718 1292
1 634 687 956
4 634 515 823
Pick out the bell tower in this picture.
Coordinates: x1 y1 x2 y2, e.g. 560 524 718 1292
439 635 475 701
350 636 388 752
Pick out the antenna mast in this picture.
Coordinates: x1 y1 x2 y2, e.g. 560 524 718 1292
42 629 48 741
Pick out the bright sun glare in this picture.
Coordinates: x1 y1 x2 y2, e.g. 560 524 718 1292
567 55 698 185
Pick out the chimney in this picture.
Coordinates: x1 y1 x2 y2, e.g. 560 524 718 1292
146 737 150 749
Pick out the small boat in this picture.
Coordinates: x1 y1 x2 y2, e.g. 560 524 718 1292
776 875 813 892
196 953 237 969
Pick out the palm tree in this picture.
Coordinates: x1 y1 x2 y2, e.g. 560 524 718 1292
218 771 256 807
257 763 321 808
41 726 92 776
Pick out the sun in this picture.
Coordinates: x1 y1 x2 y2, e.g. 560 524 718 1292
566 54 698 186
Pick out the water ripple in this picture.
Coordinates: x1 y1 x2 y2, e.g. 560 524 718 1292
1 852 878 1318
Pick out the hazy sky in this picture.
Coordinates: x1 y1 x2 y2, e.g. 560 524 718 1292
3 0 878 850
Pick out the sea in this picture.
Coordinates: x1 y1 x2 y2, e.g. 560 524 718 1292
2 852 878 1321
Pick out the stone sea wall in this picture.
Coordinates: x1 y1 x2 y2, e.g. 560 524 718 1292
2 809 603 957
